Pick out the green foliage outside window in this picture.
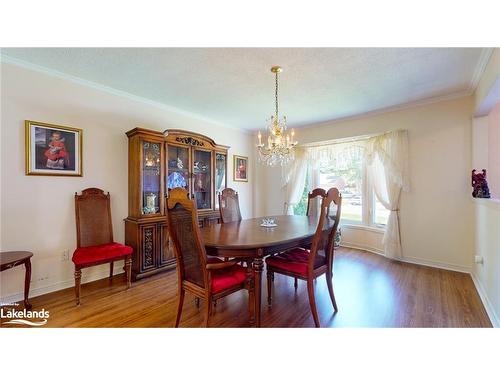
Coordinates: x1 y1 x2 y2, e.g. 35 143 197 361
293 170 309 216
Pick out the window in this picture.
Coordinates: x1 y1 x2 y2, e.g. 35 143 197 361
295 141 390 229
318 146 364 223
373 195 389 226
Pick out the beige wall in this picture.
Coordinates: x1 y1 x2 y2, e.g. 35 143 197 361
255 96 475 270
473 199 500 326
0 62 255 301
487 103 500 197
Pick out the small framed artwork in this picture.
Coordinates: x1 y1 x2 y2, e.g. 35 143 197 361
25 120 83 176
233 155 248 182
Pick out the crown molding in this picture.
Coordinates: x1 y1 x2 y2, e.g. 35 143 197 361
0 54 252 135
295 89 472 131
469 48 495 94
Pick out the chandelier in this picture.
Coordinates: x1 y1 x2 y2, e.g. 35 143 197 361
257 66 297 166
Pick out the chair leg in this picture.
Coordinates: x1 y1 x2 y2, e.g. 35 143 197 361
267 271 273 305
307 279 320 328
174 289 185 328
294 277 298 290
326 271 338 312
204 296 213 328
74 268 82 306
125 257 132 289
109 262 114 278
247 263 255 325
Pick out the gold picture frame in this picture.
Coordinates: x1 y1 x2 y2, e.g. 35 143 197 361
233 155 248 182
25 120 83 176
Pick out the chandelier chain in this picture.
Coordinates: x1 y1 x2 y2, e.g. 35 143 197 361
275 69 279 119
257 66 297 167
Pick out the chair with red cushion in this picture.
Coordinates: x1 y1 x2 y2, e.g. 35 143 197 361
265 187 342 327
167 187 253 327
73 188 132 305
281 187 328 290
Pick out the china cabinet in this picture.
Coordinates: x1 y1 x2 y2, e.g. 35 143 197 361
124 128 229 280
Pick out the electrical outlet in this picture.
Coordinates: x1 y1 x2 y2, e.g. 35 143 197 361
61 249 70 262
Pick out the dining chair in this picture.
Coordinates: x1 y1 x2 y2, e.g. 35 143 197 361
72 188 132 305
265 187 342 327
285 188 328 289
167 187 253 327
218 187 242 223
218 187 248 269
306 188 327 216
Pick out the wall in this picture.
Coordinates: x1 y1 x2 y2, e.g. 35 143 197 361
472 199 500 327
472 53 500 325
0 62 255 302
487 103 500 197
255 96 475 271
472 116 489 171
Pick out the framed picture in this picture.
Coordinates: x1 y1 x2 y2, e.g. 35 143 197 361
25 120 83 176
233 155 248 182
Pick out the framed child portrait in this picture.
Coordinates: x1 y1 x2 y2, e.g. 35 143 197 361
25 120 83 176
233 155 248 182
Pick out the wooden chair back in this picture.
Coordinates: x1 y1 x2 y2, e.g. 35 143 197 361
308 188 342 273
306 188 327 217
218 188 242 223
167 187 209 289
75 188 114 248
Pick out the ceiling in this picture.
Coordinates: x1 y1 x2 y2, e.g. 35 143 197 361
1 48 489 130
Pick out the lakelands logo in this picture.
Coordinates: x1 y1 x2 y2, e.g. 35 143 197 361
1 304 49 326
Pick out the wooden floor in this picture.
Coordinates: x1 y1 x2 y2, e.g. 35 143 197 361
1 248 492 328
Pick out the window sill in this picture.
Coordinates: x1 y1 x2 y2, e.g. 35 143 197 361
471 197 500 210
341 223 386 234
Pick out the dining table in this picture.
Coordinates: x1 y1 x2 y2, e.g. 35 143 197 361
201 214 330 327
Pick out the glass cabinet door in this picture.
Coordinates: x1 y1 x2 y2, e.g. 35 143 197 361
193 149 212 210
167 145 190 192
215 153 227 209
142 141 161 215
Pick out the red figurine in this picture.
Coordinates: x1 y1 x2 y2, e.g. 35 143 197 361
471 169 491 198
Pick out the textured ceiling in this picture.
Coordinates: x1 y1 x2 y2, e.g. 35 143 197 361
1 48 487 130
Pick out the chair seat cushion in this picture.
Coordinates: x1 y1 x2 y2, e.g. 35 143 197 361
265 248 326 276
210 262 247 293
72 242 133 266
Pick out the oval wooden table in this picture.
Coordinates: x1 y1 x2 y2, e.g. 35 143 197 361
201 215 330 327
0 251 34 309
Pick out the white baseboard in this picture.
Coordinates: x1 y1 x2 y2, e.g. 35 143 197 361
341 241 471 274
394 255 471 274
341 241 384 255
470 273 500 328
0 266 125 306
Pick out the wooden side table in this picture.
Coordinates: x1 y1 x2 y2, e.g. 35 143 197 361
0 251 34 309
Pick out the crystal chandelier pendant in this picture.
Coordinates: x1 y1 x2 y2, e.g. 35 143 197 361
257 66 297 167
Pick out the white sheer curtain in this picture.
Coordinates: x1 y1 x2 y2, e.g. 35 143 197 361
279 130 410 259
282 147 307 214
365 130 410 259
